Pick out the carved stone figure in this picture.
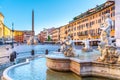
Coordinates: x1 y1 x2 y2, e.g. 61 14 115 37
27 36 37 45
60 41 66 52
97 13 120 63
100 13 113 45
60 36 77 57
82 39 92 52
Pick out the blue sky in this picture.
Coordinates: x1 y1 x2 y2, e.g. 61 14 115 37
0 0 106 35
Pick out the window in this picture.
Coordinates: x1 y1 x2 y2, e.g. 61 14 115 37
111 6 115 11
68 26 70 28
96 20 97 24
111 13 112 17
93 16 94 19
85 31 88 35
90 22 92 27
102 16 104 20
106 9 110 13
98 19 101 23
99 13 101 16
71 28 73 31
112 12 115 16
74 27 76 31
104 11 106 14
86 23 89 28
74 33 76 36
92 21 95 25
102 12 104 15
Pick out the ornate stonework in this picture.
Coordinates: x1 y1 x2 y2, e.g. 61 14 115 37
97 13 120 64
60 36 76 57
82 39 93 52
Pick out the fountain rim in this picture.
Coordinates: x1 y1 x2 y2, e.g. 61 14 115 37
46 55 70 60
3 55 120 80
3 61 30 80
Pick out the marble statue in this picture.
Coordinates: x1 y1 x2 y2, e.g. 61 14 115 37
100 13 113 45
60 36 77 57
60 41 66 52
82 39 92 52
97 13 120 64
27 36 37 45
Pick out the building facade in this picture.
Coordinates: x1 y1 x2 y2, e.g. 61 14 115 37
59 25 67 41
59 1 115 41
0 13 4 39
38 1 115 44
0 12 32 43
38 31 46 43
38 28 55 42
50 28 60 42
23 31 33 43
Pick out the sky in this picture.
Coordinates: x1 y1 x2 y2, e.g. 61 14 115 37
0 0 106 35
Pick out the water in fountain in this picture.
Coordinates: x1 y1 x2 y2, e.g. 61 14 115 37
6 58 113 80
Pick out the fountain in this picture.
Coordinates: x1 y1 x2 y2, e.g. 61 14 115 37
60 36 78 57
27 36 38 45
97 13 120 63
82 39 93 52
46 13 120 79
2 11 120 80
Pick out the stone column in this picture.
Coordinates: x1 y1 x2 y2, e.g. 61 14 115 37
115 0 120 47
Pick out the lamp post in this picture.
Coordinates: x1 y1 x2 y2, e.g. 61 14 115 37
11 23 14 48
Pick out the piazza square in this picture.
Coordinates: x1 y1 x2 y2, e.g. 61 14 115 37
0 0 120 80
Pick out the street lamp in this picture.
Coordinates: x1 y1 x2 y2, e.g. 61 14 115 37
11 22 14 48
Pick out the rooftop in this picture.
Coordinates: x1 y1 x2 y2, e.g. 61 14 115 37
72 1 114 22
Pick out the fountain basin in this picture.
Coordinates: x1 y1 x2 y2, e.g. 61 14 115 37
46 55 92 74
2 56 120 80
2 61 30 80
46 54 120 80
46 55 70 71
2 58 84 80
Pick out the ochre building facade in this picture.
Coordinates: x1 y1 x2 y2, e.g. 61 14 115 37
0 13 27 43
59 1 115 41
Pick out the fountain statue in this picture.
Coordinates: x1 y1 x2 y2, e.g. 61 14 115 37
97 13 120 64
60 36 78 57
82 39 93 52
27 36 37 45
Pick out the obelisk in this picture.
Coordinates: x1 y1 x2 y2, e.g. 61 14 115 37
32 10 34 36
32 10 35 45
